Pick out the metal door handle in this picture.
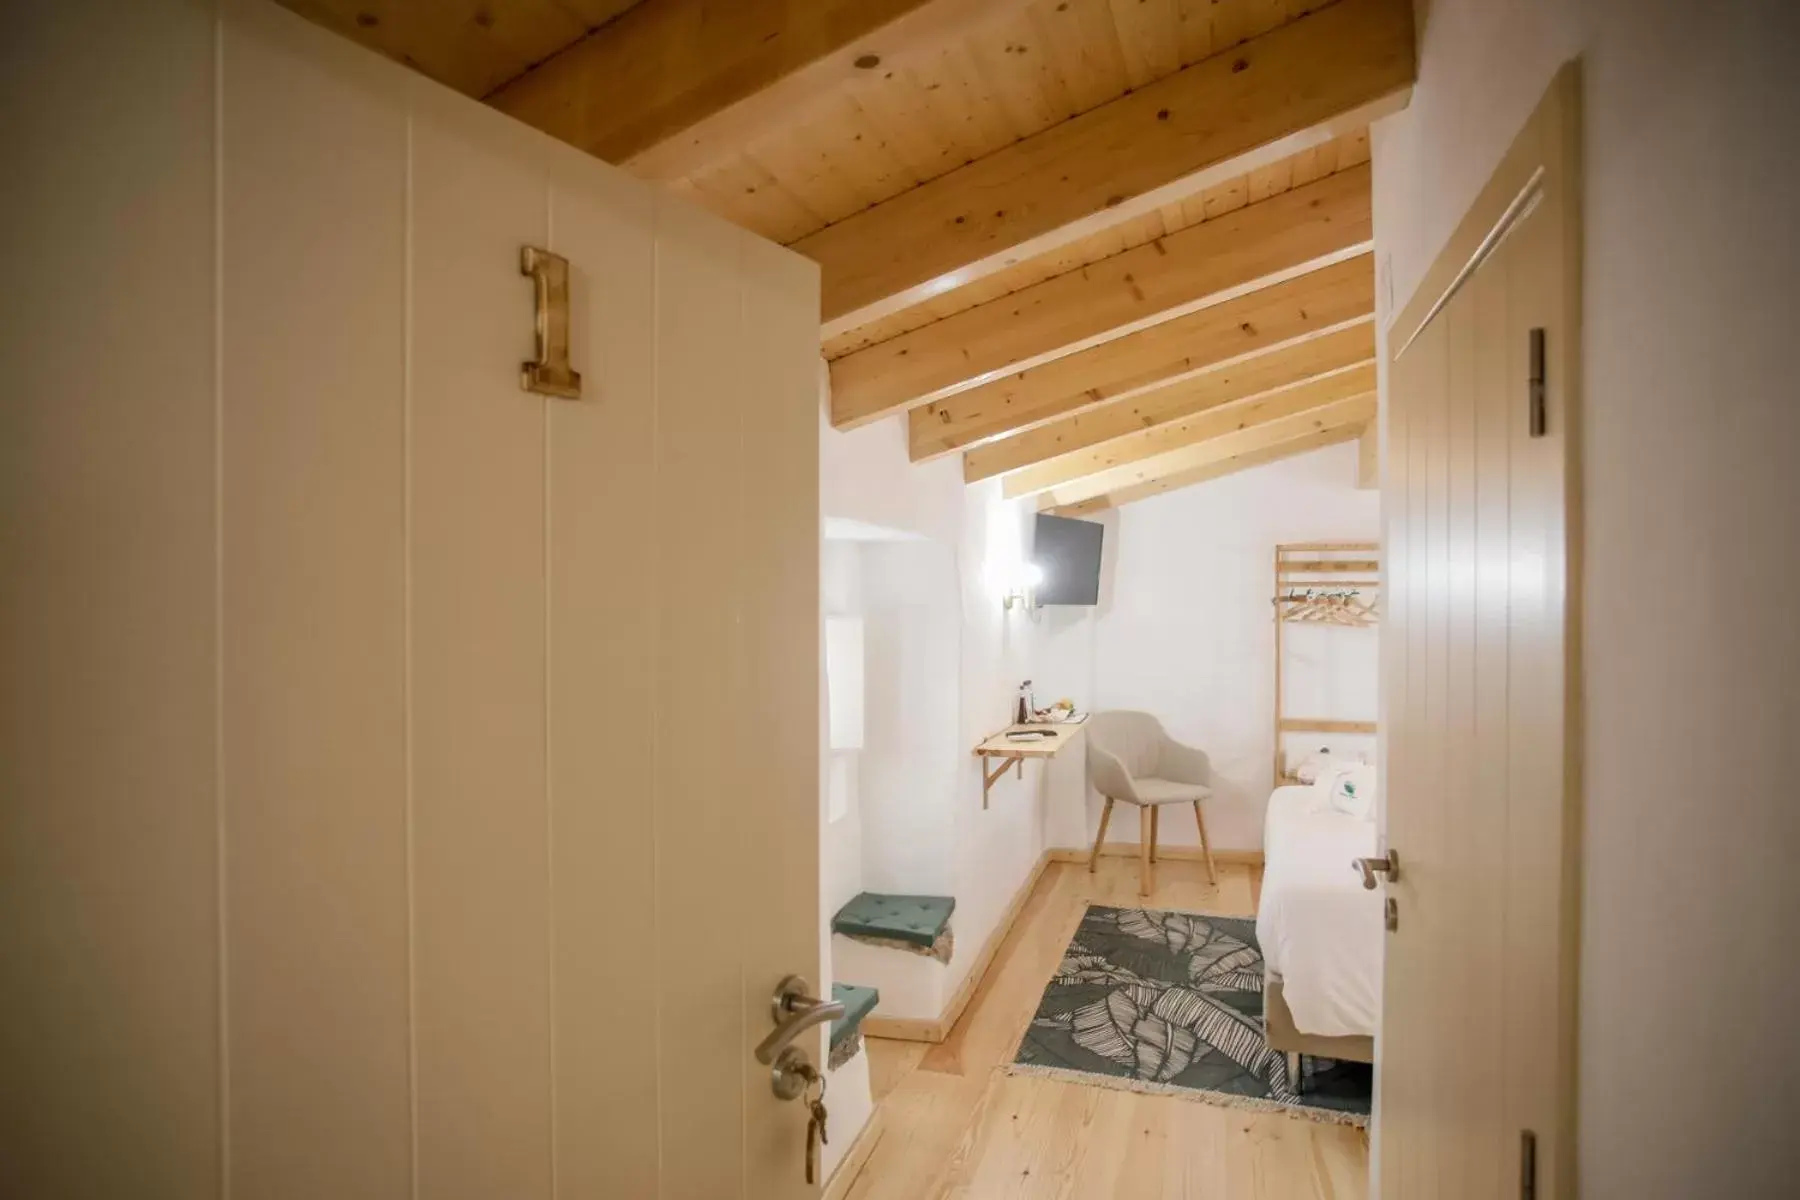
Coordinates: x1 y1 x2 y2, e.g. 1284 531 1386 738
1354 851 1400 890
754 975 845 1066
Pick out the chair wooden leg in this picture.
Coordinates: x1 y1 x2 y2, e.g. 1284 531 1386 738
1139 805 1153 896
1089 797 1114 873
1193 800 1217 884
1149 806 1159 862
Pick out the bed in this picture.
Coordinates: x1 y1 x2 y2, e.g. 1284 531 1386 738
1256 784 1381 1067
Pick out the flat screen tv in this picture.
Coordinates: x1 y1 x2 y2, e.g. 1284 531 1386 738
1032 514 1103 605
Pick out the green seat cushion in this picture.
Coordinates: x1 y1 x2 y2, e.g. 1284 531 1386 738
831 892 955 950
830 982 880 1052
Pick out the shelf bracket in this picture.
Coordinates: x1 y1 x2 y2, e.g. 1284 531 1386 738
981 756 1016 809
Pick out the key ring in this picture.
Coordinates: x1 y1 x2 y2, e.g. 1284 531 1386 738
803 1071 827 1107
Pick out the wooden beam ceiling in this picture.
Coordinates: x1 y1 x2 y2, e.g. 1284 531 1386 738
672 3 1379 246
276 0 646 98
822 130 1372 360
1032 392 1376 508
1042 423 1371 518
795 0 1414 332
961 324 1376 483
487 0 1027 182
908 254 1374 461
283 0 1401 513
828 162 1373 429
1001 364 1378 499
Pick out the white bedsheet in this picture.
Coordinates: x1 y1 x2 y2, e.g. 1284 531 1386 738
1255 786 1384 1039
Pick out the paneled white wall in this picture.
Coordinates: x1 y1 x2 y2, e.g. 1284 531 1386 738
0 3 819 1198
1373 3 1800 1192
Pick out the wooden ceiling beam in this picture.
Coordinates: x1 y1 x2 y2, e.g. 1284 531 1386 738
908 254 1374 461
796 0 1413 333
486 0 1027 182
1036 394 1377 510
1043 423 1370 518
275 0 645 97
827 163 1372 429
961 323 1375 483
1001 364 1378 499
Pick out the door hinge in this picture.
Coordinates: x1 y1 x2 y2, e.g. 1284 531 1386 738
1520 1130 1538 1200
1528 328 1547 437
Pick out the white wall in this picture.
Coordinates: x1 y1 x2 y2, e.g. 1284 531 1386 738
1082 442 1380 851
859 538 962 899
822 540 867 926
818 404 1072 1007
1373 1 1800 1192
949 480 1052 997
820 402 964 544
1035 554 1110 851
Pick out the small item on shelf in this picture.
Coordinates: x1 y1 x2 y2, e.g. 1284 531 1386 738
1015 679 1033 725
1022 696 1080 724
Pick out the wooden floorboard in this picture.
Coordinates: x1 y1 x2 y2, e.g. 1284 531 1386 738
839 859 1368 1199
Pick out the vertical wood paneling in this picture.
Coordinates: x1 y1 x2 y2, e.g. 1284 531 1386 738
1502 201 1566 1179
1374 316 1408 1182
1380 72 1580 1199
651 198 750 1200
542 161 661 1195
1468 269 1512 1144
219 6 412 1196
408 99 552 1200
737 236 824 1200
0 3 223 1196
1421 292 1451 1197
7 5 822 1196
1441 285 1484 1197
1397 314 1443 1197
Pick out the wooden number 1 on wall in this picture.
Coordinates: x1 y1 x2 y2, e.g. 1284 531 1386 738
520 246 581 399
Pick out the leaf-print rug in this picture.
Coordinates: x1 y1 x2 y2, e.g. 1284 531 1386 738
1009 904 1371 1126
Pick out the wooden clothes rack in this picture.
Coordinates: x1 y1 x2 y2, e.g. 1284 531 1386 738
1273 541 1380 784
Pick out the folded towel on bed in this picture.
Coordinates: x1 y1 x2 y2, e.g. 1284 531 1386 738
1328 763 1378 820
1307 758 1350 792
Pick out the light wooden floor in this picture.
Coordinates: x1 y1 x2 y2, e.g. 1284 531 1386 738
836 858 1369 1200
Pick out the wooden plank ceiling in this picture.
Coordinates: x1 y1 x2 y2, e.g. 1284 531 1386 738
282 0 1412 514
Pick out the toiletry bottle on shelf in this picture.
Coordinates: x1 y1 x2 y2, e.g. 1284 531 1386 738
1016 680 1033 725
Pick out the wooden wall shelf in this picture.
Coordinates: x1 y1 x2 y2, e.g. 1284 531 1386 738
972 722 1086 808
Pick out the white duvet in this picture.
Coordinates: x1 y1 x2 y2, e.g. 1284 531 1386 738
1255 786 1384 1039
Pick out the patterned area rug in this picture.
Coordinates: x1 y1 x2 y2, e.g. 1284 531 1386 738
1009 904 1371 1126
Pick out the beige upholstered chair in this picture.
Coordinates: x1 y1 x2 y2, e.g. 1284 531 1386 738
1085 711 1216 895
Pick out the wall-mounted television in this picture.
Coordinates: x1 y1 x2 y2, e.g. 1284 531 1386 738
1032 514 1103 605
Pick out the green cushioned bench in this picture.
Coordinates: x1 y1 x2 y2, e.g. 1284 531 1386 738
829 982 880 1069
831 892 955 950
830 982 880 1048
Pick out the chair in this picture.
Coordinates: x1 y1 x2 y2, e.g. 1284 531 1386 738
1085 711 1216 895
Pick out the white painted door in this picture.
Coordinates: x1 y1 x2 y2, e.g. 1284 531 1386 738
1377 67 1581 1200
0 2 822 1198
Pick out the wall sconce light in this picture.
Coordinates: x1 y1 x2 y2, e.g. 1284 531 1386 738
1002 562 1044 612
